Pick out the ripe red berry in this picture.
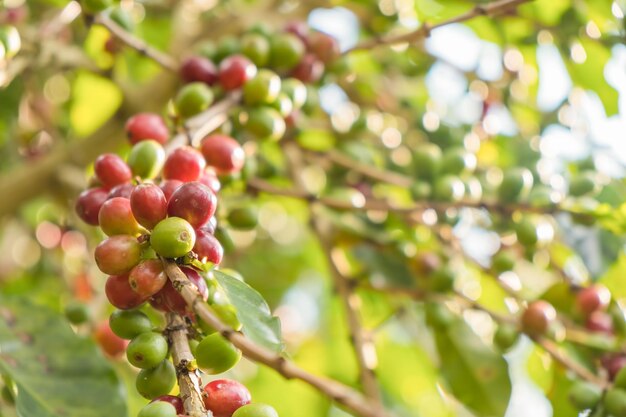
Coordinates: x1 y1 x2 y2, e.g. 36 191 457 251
521 300 557 336
94 321 128 358
180 56 218 85
308 31 340 64
95 235 142 275
200 134 245 175
291 54 324 83
126 113 169 145
577 284 611 317
603 355 626 380
99 197 141 236
151 395 185 415
94 154 133 188
76 187 109 225
129 259 168 298
284 21 309 44
203 379 251 417
163 147 206 182
160 179 183 202
152 266 208 314
198 168 221 193
586 311 614 334
167 182 217 228
218 55 257 91
108 183 135 200
131 184 168 229
193 228 223 264
105 273 148 310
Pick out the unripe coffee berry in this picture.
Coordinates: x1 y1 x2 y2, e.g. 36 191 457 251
150 217 196 259
233 404 279 417
175 82 214 119
196 333 242 374
126 331 169 369
109 309 152 339
151 395 185 415
128 140 166 179
136 360 176 399
138 401 177 417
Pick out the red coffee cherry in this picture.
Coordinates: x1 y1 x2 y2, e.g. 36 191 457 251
105 273 148 310
131 183 168 229
180 56 218 85
202 379 251 417
99 197 141 236
521 300 557 336
308 31 340 64
291 54 324 83
218 55 257 91
95 235 142 275
160 179 183 202
167 182 217 228
151 395 185 415
94 154 132 189
193 228 223 264
108 183 135 200
163 147 206 182
153 266 208 314
577 284 611 317
284 21 309 44
603 355 626 380
129 259 168 298
200 134 245 175
75 187 108 225
198 168 221 193
586 311 614 335
94 321 128 358
126 113 170 145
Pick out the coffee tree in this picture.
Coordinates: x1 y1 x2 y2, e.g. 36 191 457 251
0 0 625 416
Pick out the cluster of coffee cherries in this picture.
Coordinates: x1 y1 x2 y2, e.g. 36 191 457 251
75 111 277 416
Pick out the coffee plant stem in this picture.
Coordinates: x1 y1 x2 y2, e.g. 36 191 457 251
166 313 208 417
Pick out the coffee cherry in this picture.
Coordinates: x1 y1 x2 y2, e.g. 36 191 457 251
270 93 294 118
128 140 166 179
284 21 309 43
413 144 442 180
280 78 307 110
105 274 148 310
615 367 626 389
98 197 141 236
576 284 611 317
167 182 217 228
94 154 132 188
94 321 128 358
245 107 286 141
605 389 626 417
64 301 90 324
521 300 556 336
108 183 135 200
429 267 455 292
291 54 324 83
129 259 168 298
198 168 222 193
568 380 601 410
219 55 257 91
585 311 613 334
109 309 152 339
95 235 142 275
233 404 279 417
440 147 476 176
126 331 169 369
214 37 241 63
150 217 196 259
515 218 538 247
193 229 224 264
126 113 169 145
269 33 305 71
569 172 599 197
493 323 520 352
180 56 218 85
76 187 109 225
240 33 270 67
151 395 185 415
243 70 281 105
138 401 177 417
603 355 626 380
175 82 214 119
492 251 515 273
196 333 242 374
498 168 534 203
163 146 206 182
160 180 183 202
203 379 251 417
209 302 243 332
161 266 209 314
136 360 176 399
308 31 340 64
227 207 258 230
131 184 168 229
200 134 245 174
432 175 465 202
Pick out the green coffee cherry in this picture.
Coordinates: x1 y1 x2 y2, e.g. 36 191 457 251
196 333 242 374
227 207 258 230
568 380 602 410
493 323 520 352
138 401 177 417
175 83 214 119
109 309 152 339
270 93 294 118
430 267 455 293
269 33 305 70
126 332 169 369
433 175 465 202
425 302 455 329
127 140 165 179
64 302 90 325
214 37 241 63
413 144 442 180
243 70 281 105
136 360 176 399
245 107 286 141
515 218 538 247
605 388 626 417
150 217 196 259
233 403 279 417
569 172 599 197
492 251 515 273
281 78 307 110
410 181 431 200
440 147 475 176
498 168 533 202
241 33 270 67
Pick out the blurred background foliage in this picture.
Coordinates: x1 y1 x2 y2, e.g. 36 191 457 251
0 0 625 416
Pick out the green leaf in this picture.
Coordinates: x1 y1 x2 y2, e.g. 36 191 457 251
214 271 284 353
432 315 512 417
70 71 123 136
0 296 127 417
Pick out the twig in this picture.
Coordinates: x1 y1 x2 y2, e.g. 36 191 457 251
161 260 389 417
283 143 388 414
94 13 178 72
166 313 208 417
347 0 533 53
